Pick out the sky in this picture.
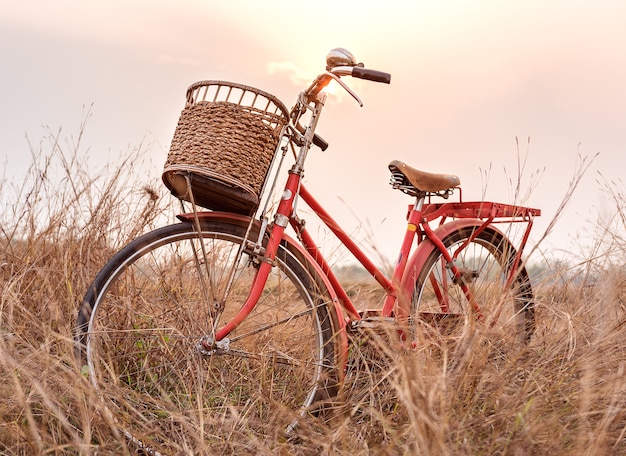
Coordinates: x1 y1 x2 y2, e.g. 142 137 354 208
2 1 625 265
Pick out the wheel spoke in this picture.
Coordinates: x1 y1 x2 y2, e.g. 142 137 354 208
76 221 337 451
413 226 534 345
228 305 315 343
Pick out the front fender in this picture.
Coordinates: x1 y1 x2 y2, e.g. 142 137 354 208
177 210 252 226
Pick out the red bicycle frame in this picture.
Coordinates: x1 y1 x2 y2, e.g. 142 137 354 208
184 170 540 344
291 183 540 324
179 55 541 345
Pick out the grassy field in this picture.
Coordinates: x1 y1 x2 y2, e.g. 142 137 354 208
1 130 624 454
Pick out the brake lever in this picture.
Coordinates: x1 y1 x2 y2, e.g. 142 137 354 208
326 72 363 107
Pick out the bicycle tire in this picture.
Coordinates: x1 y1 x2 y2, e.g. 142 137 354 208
75 220 339 452
412 224 535 345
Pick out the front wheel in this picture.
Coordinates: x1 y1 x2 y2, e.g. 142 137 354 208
75 220 339 452
411 225 535 346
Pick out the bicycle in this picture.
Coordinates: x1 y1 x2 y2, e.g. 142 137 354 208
75 48 540 451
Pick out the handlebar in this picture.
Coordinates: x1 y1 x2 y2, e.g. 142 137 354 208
293 48 390 152
352 67 391 84
326 47 391 84
303 48 391 104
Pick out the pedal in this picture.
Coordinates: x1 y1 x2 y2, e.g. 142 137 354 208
350 309 397 335
352 316 395 329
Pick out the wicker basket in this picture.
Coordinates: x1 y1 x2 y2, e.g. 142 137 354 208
163 81 289 215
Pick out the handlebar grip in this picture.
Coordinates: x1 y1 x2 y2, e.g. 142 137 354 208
352 67 391 84
313 133 329 151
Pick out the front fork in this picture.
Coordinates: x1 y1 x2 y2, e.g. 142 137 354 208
205 171 301 346
205 92 327 345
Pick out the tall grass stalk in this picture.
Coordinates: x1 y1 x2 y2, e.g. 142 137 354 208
0 124 624 454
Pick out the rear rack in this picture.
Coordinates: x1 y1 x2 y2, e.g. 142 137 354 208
421 201 541 223
413 197 540 285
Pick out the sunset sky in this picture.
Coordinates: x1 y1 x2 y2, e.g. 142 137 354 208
2 1 625 264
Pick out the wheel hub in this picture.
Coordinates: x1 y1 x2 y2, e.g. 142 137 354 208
197 335 230 356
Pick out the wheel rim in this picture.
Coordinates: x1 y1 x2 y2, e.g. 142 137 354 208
82 225 335 449
414 228 533 344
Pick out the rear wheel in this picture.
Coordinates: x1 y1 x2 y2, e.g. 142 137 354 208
412 225 535 346
75 220 338 452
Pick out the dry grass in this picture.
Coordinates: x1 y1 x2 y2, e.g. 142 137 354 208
1 126 625 454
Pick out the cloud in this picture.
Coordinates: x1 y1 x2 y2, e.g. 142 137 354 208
266 61 354 104
266 61 313 87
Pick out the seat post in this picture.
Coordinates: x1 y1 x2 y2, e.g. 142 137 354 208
414 194 425 212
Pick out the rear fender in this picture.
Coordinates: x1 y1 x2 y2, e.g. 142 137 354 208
399 219 507 311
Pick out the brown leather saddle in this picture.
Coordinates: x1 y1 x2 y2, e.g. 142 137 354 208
389 160 460 193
